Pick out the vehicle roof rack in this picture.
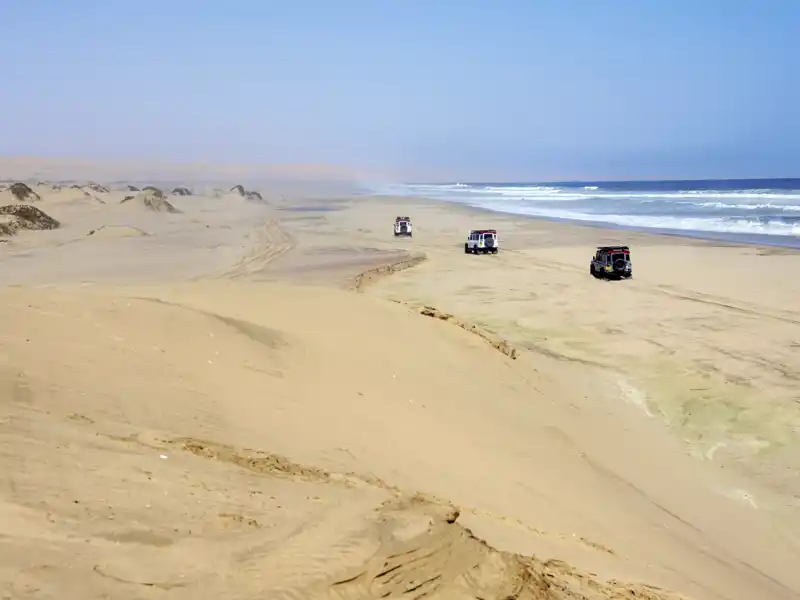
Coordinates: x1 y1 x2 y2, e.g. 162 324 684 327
597 245 629 251
472 229 497 233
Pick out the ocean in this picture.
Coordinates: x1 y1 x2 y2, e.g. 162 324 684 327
373 178 800 247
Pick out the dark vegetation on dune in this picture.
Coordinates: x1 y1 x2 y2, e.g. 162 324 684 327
86 182 109 193
66 182 108 196
120 189 181 213
143 185 162 194
127 185 140 191
230 184 265 203
0 204 60 236
171 186 193 196
9 182 41 203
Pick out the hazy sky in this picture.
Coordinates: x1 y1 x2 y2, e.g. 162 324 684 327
2 0 798 181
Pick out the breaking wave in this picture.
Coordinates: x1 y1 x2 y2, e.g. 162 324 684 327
371 179 800 240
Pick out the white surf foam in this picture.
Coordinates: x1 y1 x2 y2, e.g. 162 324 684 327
375 183 800 238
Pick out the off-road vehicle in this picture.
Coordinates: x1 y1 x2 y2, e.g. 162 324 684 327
465 229 498 254
394 216 412 237
590 245 632 279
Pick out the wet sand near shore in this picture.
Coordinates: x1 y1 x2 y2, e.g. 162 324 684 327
305 195 800 498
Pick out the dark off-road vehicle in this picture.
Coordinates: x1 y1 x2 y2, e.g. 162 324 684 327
590 246 632 279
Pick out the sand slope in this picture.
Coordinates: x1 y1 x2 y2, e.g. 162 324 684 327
0 282 701 599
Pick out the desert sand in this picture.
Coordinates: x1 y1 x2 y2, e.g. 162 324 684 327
1 168 799 600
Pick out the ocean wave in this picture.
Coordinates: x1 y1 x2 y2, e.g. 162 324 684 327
491 205 800 237
692 202 800 211
399 183 800 203
372 181 800 239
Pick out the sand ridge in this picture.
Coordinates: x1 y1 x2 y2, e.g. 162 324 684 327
1 171 799 600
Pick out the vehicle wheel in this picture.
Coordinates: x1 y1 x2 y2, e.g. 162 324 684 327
464 244 470 254
492 248 498 254
590 265 598 278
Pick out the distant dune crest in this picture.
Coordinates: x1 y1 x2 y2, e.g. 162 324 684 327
0 155 361 185
86 224 150 239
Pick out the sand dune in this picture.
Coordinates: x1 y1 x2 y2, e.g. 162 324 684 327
120 188 181 213
0 204 60 236
1 174 799 600
0 182 265 284
228 183 267 203
2 182 42 203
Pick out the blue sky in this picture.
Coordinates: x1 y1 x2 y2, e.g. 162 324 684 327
1 0 798 181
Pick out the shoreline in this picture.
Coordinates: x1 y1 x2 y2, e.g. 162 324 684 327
362 191 800 250
332 193 800 498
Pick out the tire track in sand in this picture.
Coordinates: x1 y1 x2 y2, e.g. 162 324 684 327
123 433 690 600
219 217 294 280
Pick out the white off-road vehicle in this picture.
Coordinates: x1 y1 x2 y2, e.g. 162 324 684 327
465 229 498 254
394 216 412 237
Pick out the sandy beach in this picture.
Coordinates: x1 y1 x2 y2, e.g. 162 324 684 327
1 167 799 600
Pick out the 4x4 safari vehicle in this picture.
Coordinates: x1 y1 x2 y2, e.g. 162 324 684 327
590 246 632 279
394 216 412 237
465 229 498 254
